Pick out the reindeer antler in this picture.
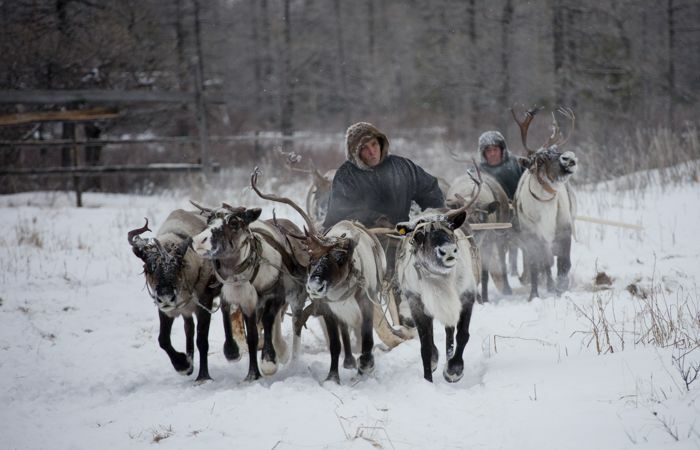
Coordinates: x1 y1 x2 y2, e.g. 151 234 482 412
447 161 483 217
127 218 151 245
511 105 544 156
552 106 575 148
189 200 214 216
251 167 334 259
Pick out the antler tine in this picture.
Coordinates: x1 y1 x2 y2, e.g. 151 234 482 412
543 110 562 149
555 106 575 147
127 218 151 245
276 147 312 174
189 199 214 215
511 105 544 155
448 160 482 216
250 167 319 236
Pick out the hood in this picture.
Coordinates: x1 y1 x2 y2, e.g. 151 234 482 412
345 122 390 170
478 130 512 166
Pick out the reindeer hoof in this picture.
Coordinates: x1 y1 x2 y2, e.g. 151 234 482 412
260 358 278 376
195 374 212 383
325 372 340 384
443 360 464 383
174 353 193 375
556 275 569 293
343 355 357 369
358 354 374 375
244 371 261 382
223 341 241 361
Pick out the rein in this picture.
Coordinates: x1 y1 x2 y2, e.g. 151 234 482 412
530 168 558 202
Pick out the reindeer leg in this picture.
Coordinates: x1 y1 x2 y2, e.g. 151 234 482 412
260 290 285 376
242 311 262 381
498 241 513 295
322 312 341 384
157 311 192 375
339 322 357 369
357 297 375 376
480 268 489 303
555 229 572 293
444 293 475 383
194 304 213 382
445 326 455 359
184 316 195 367
220 301 241 362
408 297 435 382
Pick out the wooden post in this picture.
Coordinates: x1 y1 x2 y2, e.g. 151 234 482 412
72 125 83 207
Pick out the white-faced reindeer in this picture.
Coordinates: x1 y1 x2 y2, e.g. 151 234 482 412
189 201 307 381
128 210 240 382
389 181 482 383
511 106 577 300
277 149 337 228
251 168 401 384
447 166 513 302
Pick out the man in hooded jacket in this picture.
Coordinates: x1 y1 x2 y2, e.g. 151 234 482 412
477 130 524 200
323 122 444 327
323 122 444 229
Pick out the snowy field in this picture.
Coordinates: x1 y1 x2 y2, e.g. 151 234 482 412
1 163 699 450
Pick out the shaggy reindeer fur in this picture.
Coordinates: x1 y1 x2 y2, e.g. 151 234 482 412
305 220 386 383
191 205 306 381
128 209 240 382
394 210 478 383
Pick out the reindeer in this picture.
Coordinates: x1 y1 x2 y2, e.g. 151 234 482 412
511 105 577 301
388 177 482 383
189 201 307 381
251 168 410 383
277 148 337 228
446 166 513 302
128 210 240 382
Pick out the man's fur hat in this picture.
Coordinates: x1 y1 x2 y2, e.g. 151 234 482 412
345 122 389 170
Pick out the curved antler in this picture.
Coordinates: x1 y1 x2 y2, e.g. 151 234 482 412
446 161 482 218
189 200 214 216
127 218 151 246
510 105 544 156
552 106 575 148
251 167 319 236
447 144 472 163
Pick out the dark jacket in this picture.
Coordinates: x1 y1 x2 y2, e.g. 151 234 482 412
477 130 524 200
323 122 444 229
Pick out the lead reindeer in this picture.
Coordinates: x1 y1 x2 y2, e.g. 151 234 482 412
511 105 578 301
251 168 411 383
387 175 482 383
127 210 240 382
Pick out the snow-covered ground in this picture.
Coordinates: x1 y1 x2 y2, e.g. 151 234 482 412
1 164 699 450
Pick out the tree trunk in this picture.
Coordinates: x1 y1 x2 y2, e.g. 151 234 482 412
280 0 295 152
498 0 513 132
333 0 350 126
667 0 676 128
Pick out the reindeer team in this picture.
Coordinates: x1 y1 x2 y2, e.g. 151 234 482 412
128 105 578 384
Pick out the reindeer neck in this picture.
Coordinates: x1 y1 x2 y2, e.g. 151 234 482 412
528 170 558 202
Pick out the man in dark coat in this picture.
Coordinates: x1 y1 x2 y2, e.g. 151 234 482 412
477 130 524 200
323 122 444 229
323 122 444 327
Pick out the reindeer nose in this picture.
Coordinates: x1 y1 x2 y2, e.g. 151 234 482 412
307 278 327 297
560 151 577 167
437 245 458 262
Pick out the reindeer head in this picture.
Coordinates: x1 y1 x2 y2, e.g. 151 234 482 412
395 166 481 275
128 219 193 312
189 201 261 260
511 106 578 185
250 167 356 300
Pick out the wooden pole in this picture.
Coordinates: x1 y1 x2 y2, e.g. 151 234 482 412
72 125 83 207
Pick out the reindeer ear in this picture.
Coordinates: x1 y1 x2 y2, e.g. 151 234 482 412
486 201 500 215
517 156 533 170
175 237 192 260
447 210 467 230
243 208 262 224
